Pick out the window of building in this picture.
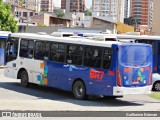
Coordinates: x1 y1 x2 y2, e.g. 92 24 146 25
30 12 33 16
23 12 27 17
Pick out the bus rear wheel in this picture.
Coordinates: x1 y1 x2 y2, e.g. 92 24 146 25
153 81 160 91
73 81 86 100
20 70 29 87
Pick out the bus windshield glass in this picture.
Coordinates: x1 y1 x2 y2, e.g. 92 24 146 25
119 45 152 66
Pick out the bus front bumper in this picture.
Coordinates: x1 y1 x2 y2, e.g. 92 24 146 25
113 85 152 96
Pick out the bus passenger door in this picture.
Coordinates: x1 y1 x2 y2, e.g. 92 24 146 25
5 38 19 78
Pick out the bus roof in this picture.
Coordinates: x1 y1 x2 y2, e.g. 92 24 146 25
92 35 117 41
0 33 9 38
117 34 160 40
82 33 115 37
51 32 74 37
10 33 150 48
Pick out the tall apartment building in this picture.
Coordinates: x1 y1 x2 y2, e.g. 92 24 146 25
149 0 160 35
131 0 149 25
124 0 131 18
41 0 54 12
148 0 153 28
92 0 125 22
61 0 85 13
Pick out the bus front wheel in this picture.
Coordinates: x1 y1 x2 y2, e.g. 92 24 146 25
73 81 86 100
20 70 29 87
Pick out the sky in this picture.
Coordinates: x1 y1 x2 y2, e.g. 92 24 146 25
54 0 92 8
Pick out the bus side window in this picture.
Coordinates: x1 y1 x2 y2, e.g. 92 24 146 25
136 39 155 54
35 41 43 60
43 42 50 60
84 47 102 68
28 41 34 58
20 39 34 58
66 45 83 65
50 43 65 63
6 37 19 62
34 41 49 60
148 40 155 54
103 48 113 69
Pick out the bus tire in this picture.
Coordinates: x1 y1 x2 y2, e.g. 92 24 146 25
73 81 86 100
20 70 29 87
153 81 160 91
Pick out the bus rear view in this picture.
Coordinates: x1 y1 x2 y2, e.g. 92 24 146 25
114 43 152 95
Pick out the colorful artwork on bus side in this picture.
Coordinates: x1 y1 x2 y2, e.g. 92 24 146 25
37 62 48 85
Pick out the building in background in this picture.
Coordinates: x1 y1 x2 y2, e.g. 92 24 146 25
116 22 134 34
124 0 131 18
5 0 54 13
90 16 117 34
61 0 85 13
41 0 54 12
31 13 72 27
92 0 125 23
149 0 160 35
131 0 149 25
5 0 41 12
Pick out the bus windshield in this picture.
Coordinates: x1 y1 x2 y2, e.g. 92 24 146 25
119 45 152 66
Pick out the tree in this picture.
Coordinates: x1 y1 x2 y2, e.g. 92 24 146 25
84 9 92 16
56 11 65 18
0 0 17 32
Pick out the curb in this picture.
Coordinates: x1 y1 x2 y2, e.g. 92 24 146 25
0 66 4 69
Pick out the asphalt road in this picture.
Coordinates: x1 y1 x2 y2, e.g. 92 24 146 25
0 69 160 112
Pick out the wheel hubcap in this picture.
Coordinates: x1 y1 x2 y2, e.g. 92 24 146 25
155 83 160 91
22 75 27 83
76 86 83 96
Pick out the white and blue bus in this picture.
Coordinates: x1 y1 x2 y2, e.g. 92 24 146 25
4 33 153 99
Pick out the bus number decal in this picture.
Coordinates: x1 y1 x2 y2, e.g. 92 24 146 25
90 70 104 80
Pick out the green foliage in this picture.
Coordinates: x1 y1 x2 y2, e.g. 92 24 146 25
38 23 47 26
56 11 65 18
0 0 17 32
84 9 92 16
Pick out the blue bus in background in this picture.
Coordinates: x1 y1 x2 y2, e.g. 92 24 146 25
0 31 11 65
5 33 153 99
